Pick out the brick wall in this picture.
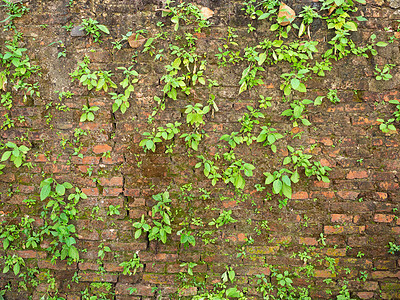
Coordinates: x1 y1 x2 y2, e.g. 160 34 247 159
0 0 399 299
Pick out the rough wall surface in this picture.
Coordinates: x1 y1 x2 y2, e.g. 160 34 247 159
0 0 400 299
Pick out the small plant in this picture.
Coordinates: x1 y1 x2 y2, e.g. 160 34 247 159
119 253 143 275
374 64 394 81
62 21 74 31
2 254 25 276
223 159 255 189
185 103 210 127
81 18 110 43
0 0 30 30
388 242 400 254
1 141 30 168
264 168 298 199
195 155 222 185
107 205 121 216
377 118 396 133
80 104 99 122
209 210 237 228
327 88 340 103
298 6 320 38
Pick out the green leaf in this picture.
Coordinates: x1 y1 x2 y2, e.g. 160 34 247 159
14 156 22 168
273 179 282 194
298 22 306 37
282 175 291 187
301 118 312 126
264 172 274 184
172 57 181 69
282 183 292 198
258 13 270 20
135 229 142 239
283 156 291 165
298 83 307 93
291 78 300 90
40 184 51 200
69 246 80 260
376 41 388 47
291 171 300 183
3 239 9 250
63 182 73 189
56 184 65 196
239 81 247 94
2 266 9 274
284 85 291 96
270 23 279 31
19 145 30 153
314 96 324 106
13 263 20 276
258 52 267 66
1 151 11 162
96 24 110 34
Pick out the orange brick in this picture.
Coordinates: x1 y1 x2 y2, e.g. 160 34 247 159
331 214 353 223
374 214 395 223
292 191 309 199
93 144 112 154
347 170 368 179
299 237 318 246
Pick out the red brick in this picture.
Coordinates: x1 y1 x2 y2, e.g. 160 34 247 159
371 271 400 279
103 187 123 196
79 272 118 282
324 225 365 234
104 262 124 272
378 181 399 190
179 287 197 297
115 283 153 296
292 191 308 199
155 253 178 261
326 248 346 256
81 188 99 196
374 214 395 223
299 237 318 245
357 292 374 299
124 189 141 197
78 262 99 271
331 214 353 223
336 191 359 200
142 274 174 284
93 144 112 154
100 177 123 186
314 269 336 278
347 170 368 179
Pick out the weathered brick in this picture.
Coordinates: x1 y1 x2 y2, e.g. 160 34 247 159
374 214 395 223
93 144 112 154
347 170 368 179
